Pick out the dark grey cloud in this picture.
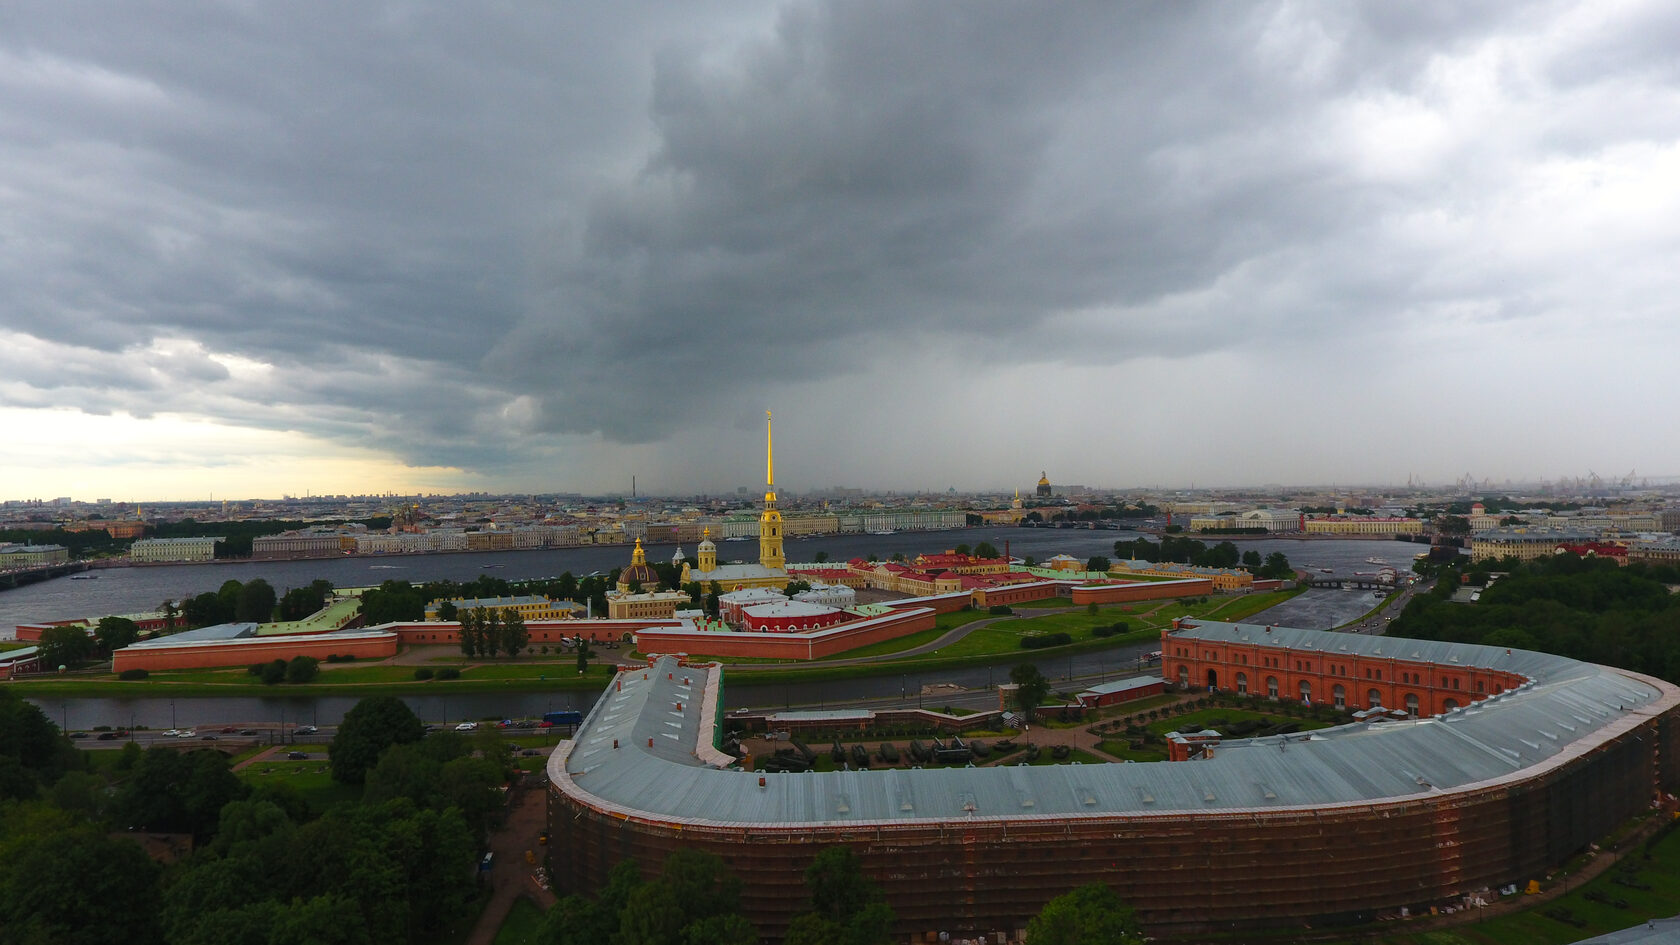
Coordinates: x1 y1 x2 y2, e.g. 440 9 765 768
4 1 1680 492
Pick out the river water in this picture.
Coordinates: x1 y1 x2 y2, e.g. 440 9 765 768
8 529 1427 729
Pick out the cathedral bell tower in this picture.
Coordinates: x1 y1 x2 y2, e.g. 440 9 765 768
758 411 785 571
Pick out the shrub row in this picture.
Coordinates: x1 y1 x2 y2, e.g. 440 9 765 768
1020 632 1073 649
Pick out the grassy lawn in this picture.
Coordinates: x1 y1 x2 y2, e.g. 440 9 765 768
821 626 948 660
1095 740 1166 762
1143 707 1335 736
493 897 549 945
237 758 360 812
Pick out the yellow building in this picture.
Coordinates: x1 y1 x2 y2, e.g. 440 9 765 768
608 590 691 620
1303 517 1423 536
424 595 580 621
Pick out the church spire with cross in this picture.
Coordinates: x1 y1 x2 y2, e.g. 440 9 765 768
758 411 784 570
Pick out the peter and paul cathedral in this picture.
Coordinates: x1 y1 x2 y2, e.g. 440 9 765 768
679 411 791 592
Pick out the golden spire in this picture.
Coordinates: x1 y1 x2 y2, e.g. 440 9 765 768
766 410 775 489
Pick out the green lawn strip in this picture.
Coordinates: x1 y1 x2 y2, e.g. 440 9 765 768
492 892 550 945
1023 747 1105 766
1094 740 1166 762
813 626 948 660
236 760 360 812
1142 707 1334 737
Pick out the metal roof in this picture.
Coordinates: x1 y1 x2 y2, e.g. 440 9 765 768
1078 676 1161 698
551 624 1677 829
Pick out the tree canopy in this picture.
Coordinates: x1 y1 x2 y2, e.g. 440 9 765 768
330 696 425 785
1024 883 1144 945
1010 664 1052 719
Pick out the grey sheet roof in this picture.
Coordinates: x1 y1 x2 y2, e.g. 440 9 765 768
552 623 1676 829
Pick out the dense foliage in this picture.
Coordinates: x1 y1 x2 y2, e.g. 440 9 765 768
358 572 618 625
541 851 756 945
1113 536 1293 579
1024 882 1145 945
0 693 505 945
1391 554 1680 682
330 696 425 785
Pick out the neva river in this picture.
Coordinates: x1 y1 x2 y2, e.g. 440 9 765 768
8 529 1435 730
1 527 1426 634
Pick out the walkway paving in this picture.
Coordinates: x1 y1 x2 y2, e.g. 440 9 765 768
464 777 557 945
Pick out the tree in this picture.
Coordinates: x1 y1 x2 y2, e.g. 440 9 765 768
1436 514 1472 536
330 696 424 785
38 624 96 670
183 591 230 628
436 600 458 622
477 608 500 658
974 541 999 559
500 608 529 658
286 655 320 683
1024 883 1144 945
95 616 141 653
363 734 507 836
1010 664 1051 720
1085 556 1110 573
160 598 179 631
785 847 894 945
235 578 277 622
576 637 593 675
279 579 334 621
813 551 830 563
458 608 480 658
0 822 163 945
1241 550 1262 571
954 543 971 555
784 580 813 597
1260 552 1293 580
109 747 247 840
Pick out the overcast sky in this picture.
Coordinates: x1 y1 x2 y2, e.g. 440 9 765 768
4 2 1679 501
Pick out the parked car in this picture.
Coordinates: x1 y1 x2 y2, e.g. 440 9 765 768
286 751 308 760
200 734 218 741
238 729 257 736
454 722 478 732
294 725 318 735
96 732 119 741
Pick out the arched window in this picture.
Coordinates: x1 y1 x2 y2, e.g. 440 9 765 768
1299 680 1312 703
1177 666 1190 687
1235 672 1248 695
1368 688 1383 708
1404 692 1420 716
1442 698 1459 712
1205 669 1218 691
1266 676 1279 699
1332 684 1346 709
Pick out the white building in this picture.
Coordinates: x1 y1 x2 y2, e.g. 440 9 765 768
793 581 856 609
129 536 222 563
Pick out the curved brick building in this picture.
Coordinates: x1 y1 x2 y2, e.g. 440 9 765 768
548 621 1680 942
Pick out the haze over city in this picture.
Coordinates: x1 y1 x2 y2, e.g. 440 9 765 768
5 2 1680 500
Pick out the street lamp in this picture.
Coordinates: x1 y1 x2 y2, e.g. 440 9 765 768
170 700 176 732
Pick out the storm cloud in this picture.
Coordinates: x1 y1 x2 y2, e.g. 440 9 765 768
4 1 1680 496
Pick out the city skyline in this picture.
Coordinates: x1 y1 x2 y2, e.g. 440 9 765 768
5 3 1680 499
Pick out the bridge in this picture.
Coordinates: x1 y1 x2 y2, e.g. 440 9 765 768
0 561 91 589
1305 573 1396 590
